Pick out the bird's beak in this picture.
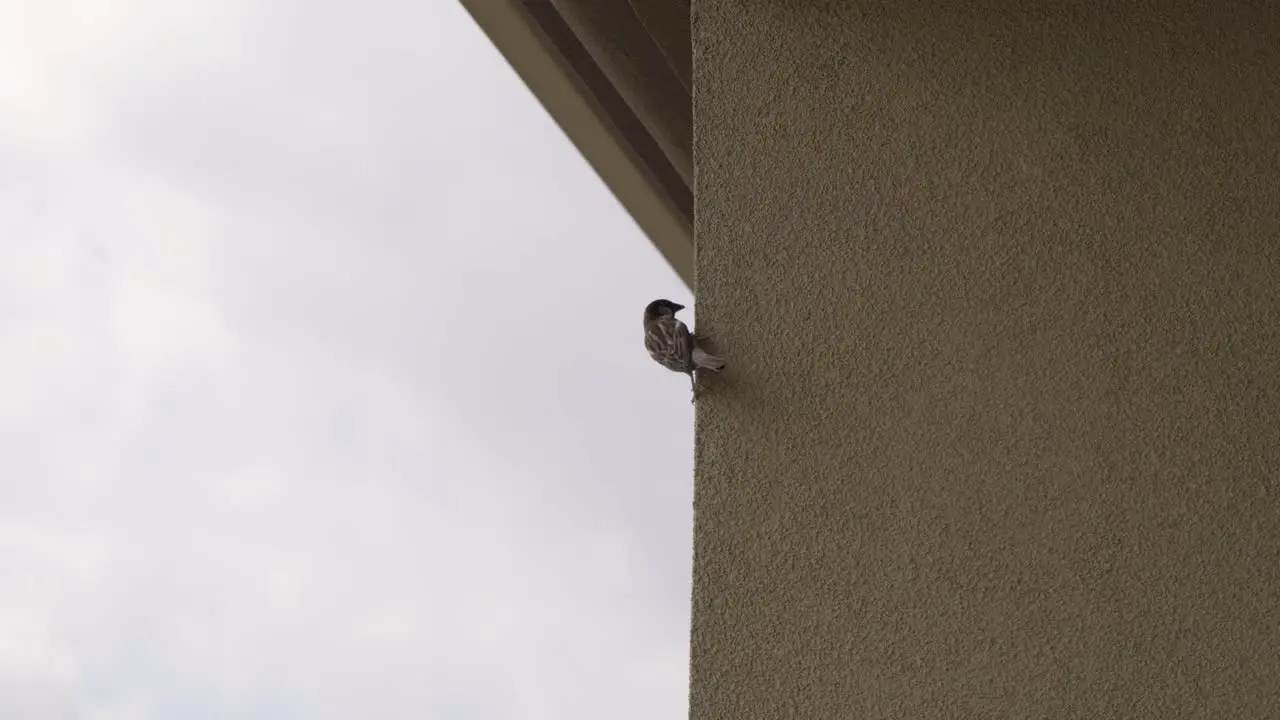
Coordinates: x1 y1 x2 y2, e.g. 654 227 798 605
671 303 685 312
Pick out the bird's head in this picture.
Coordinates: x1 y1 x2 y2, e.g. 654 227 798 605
644 299 685 323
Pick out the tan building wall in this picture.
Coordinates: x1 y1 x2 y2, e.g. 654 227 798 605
691 3 1280 717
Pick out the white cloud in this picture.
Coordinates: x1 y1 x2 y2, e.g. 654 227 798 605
0 0 695 717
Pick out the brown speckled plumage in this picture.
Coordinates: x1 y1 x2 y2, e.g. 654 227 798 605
643 299 725 402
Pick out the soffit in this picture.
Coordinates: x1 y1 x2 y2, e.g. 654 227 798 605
462 0 694 287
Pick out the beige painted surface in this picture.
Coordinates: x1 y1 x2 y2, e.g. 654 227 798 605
691 3 1280 717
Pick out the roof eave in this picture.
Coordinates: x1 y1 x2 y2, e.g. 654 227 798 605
461 0 694 288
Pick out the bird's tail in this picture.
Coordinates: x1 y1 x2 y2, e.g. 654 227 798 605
692 346 725 372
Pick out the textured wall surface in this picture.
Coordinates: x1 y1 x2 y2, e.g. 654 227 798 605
690 2 1280 718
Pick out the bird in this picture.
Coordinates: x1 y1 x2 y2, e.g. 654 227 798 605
643 299 726 402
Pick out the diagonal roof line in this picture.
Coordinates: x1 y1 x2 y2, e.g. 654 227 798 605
461 0 694 288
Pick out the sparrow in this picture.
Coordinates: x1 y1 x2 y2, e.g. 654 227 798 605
643 299 726 402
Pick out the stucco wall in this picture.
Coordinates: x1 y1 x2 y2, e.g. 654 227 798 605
691 3 1280 717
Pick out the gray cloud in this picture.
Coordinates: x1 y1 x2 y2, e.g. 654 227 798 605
0 1 695 717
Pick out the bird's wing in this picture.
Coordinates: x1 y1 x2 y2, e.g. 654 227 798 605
645 315 694 372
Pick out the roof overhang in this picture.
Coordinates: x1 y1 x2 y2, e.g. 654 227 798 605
461 0 693 287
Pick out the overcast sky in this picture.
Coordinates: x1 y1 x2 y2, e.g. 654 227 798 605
1 1 695 717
